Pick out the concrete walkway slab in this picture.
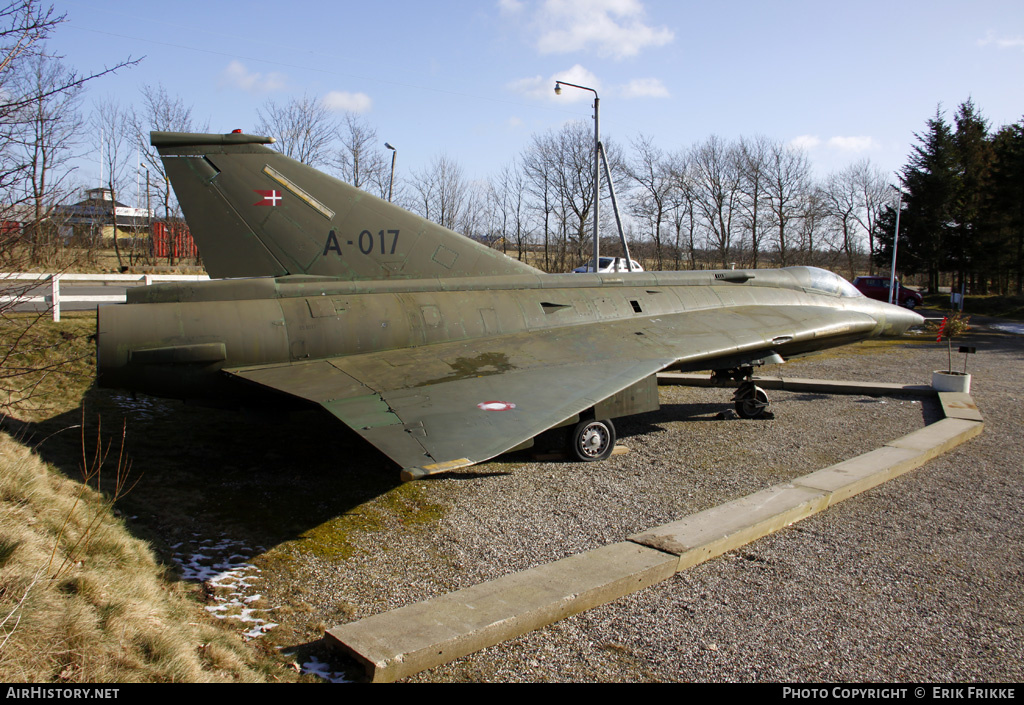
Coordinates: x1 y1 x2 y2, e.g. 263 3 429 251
628 483 829 570
795 446 928 505
326 541 677 683
938 391 984 422
887 417 984 459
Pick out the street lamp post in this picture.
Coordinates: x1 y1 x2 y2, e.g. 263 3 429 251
385 142 397 202
555 80 600 273
889 177 902 305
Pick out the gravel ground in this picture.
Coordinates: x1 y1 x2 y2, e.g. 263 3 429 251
261 320 1024 682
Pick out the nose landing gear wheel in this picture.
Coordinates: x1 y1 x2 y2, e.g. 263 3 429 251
570 418 617 461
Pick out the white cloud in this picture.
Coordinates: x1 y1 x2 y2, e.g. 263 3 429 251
790 135 879 153
827 136 878 152
790 135 821 150
978 30 1024 49
507 116 524 128
322 91 372 113
534 0 673 59
498 0 525 15
507 75 550 99
220 60 286 93
508 64 600 102
617 77 668 98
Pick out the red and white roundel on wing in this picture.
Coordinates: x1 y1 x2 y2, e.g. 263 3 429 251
477 401 516 411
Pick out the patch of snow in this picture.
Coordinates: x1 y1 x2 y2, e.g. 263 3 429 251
300 656 351 683
990 322 1024 335
171 535 278 639
108 392 173 421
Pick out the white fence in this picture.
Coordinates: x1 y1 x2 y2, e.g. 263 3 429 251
0 272 210 321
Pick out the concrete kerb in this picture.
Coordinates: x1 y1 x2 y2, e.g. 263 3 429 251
326 376 983 682
327 542 678 683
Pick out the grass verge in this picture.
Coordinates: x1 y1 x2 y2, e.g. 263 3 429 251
0 314 318 682
0 427 288 682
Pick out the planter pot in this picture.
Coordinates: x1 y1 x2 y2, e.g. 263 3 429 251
932 370 971 393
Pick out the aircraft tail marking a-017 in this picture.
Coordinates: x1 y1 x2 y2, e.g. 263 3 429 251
152 130 540 282
94 131 923 481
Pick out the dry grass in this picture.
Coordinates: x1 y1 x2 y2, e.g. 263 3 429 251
0 313 96 422
0 427 280 682
9 243 204 275
0 313 300 683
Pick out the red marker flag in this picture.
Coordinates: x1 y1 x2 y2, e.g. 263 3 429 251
936 316 947 342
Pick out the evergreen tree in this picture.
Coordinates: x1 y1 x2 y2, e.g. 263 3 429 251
871 202 898 272
889 107 957 291
949 99 993 292
987 119 1024 294
883 101 1024 294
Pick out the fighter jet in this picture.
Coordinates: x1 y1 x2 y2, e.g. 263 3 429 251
96 131 923 480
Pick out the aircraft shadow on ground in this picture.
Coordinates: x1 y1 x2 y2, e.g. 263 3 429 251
25 385 406 558
23 389 738 556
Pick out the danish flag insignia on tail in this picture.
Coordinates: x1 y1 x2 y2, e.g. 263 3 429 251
253 189 282 206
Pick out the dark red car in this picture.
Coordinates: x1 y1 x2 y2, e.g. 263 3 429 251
852 276 923 309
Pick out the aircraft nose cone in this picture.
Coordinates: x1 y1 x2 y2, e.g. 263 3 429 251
883 306 925 336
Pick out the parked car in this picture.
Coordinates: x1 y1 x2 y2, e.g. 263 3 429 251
572 257 644 273
852 275 923 309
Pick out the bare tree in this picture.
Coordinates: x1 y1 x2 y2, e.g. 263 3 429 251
802 188 839 269
665 149 697 270
550 121 597 270
131 84 207 265
8 52 83 268
94 97 132 269
132 85 204 217
334 112 389 197
1 1 136 267
493 161 534 261
410 153 466 231
0 0 137 418
690 136 742 268
626 134 675 269
765 141 812 267
520 131 559 271
821 171 860 278
0 1 135 154
735 135 773 269
456 178 494 244
255 94 336 168
849 159 888 272
820 160 889 277
513 123 600 271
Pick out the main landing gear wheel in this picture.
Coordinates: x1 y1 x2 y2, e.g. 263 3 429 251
570 418 617 461
733 382 770 419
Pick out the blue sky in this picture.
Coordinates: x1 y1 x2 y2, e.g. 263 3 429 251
54 0 1024 187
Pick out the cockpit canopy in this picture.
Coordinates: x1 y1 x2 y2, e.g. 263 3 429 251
789 267 863 298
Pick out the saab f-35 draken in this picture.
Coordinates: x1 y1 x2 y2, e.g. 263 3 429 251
96 131 923 481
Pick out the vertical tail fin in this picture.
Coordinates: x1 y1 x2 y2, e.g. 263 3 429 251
151 131 540 281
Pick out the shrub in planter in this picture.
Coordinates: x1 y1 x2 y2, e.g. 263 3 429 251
928 312 972 392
